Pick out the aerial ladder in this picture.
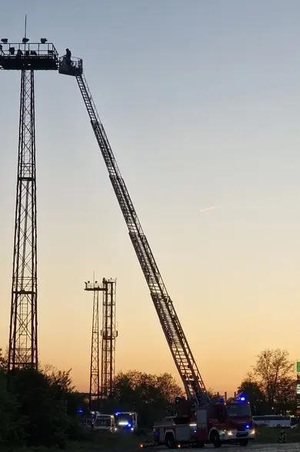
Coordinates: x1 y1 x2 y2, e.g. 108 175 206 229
59 55 210 407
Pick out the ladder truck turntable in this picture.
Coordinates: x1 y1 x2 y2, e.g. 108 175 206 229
58 54 255 448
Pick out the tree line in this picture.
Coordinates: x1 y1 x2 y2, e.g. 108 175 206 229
0 355 182 448
0 363 85 448
0 348 297 447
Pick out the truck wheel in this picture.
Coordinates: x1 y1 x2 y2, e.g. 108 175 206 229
211 431 222 448
165 433 176 449
239 439 248 447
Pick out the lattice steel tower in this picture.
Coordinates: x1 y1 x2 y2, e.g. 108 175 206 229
84 280 105 408
84 278 117 406
0 38 58 371
101 278 117 398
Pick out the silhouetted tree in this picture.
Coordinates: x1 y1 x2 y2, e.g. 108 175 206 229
275 376 296 414
10 368 68 447
104 370 183 428
0 368 25 447
0 363 88 448
254 349 294 407
0 348 8 371
238 380 267 414
241 349 296 414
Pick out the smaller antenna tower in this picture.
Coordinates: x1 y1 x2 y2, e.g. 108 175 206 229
84 278 118 408
101 278 118 398
84 280 104 409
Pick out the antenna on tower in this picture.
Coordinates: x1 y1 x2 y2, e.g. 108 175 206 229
22 15 29 44
24 14 27 39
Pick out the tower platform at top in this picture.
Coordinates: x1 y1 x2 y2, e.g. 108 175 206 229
0 41 58 70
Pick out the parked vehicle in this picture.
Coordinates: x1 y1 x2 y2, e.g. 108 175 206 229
114 411 138 432
150 395 255 448
88 411 116 432
253 415 294 428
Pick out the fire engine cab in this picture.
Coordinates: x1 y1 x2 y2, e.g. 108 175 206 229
152 395 255 448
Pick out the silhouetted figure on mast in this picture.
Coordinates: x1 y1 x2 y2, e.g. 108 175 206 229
66 48 71 65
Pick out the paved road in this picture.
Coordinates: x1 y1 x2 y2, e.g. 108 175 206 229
162 444 300 451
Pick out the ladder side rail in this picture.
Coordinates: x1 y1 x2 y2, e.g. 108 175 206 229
75 73 210 405
128 232 208 401
77 74 172 299
108 153 208 401
111 156 209 404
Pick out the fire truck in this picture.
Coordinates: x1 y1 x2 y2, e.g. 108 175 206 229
114 411 138 432
152 395 255 448
58 52 255 449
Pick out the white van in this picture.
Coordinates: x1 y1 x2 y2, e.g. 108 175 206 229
91 412 116 432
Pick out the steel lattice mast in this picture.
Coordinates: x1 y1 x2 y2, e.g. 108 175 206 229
85 278 117 406
85 280 104 408
0 39 59 371
101 278 117 398
8 69 38 370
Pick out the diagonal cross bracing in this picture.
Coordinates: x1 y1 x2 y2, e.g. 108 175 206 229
8 70 38 371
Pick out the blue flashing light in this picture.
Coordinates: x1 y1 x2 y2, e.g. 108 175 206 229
246 424 250 429
236 392 247 402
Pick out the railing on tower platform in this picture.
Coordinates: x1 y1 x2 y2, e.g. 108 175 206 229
0 41 58 70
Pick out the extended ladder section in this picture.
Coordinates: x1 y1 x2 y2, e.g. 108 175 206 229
59 58 210 406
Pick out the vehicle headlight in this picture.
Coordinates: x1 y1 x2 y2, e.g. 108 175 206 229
221 430 233 436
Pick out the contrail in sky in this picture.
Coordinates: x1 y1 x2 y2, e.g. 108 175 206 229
199 206 218 213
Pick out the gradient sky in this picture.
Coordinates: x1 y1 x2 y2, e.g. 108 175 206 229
1 0 300 396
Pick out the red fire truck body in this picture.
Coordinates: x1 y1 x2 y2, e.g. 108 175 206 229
153 398 255 448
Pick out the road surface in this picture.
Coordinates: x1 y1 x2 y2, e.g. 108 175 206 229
161 444 300 452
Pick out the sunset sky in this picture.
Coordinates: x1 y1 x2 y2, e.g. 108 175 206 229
1 0 300 396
